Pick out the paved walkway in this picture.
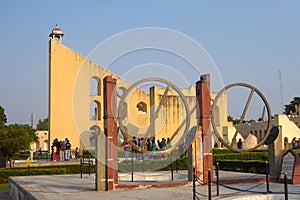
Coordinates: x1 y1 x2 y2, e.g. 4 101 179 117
0 191 12 200
7 171 300 200
4 159 300 199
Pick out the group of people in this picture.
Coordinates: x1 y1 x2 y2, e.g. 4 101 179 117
292 137 300 150
124 136 172 160
51 138 79 161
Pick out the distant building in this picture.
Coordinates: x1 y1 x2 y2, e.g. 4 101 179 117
30 131 49 152
230 114 300 149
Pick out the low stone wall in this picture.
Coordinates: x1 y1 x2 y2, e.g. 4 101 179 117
8 177 37 200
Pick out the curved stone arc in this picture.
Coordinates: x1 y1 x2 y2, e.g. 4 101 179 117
211 83 272 152
118 77 191 155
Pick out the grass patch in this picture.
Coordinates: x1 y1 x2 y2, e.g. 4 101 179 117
0 184 8 191
0 164 96 184
118 155 188 172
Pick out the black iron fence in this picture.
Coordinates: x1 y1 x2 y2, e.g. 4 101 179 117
80 157 93 178
192 162 299 200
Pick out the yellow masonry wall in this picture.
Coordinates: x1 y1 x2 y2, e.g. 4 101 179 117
49 39 229 150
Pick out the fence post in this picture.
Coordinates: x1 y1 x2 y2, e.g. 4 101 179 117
208 168 212 200
80 158 82 179
193 168 196 200
176 154 178 173
28 165 30 176
284 172 288 200
131 150 134 182
83 149 85 162
216 162 219 196
142 152 145 172
26 159 32 175
88 157 91 176
266 161 269 194
171 153 174 181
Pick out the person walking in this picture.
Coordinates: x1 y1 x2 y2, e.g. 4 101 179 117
51 138 59 161
137 138 143 160
65 139 72 161
75 147 79 159
151 138 156 155
132 136 137 159
237 138 243 149
124 141 129 160
167 138 172 149
146 139 151 151
53 145 57 161
59 141 65 161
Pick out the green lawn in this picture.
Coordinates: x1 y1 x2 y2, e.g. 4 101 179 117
0 184 8 191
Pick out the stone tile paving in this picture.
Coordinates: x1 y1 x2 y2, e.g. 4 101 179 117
0 191 13 200
8 173 300 200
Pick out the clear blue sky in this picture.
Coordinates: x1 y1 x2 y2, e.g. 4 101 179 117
0 1 299 126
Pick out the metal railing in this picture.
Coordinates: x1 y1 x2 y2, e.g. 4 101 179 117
192 161 298 200
80 157 93 178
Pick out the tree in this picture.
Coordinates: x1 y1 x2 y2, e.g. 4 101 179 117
284 97 300 115
0 106 37 167
0 106 7 125
0 124 37 166
227 115 244 125
36 117 48 130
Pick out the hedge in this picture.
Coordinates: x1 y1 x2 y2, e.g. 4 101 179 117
1 164 95 174
0 168 66 184
216 159 267 174
212 149 234 154
213 152 268 164
212 148 268 154
0 164 96 184
284 149 300 155
213 149 269 174
118 156 188 172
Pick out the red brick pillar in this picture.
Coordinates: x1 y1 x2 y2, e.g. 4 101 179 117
196 74 213 184
103 75 118 190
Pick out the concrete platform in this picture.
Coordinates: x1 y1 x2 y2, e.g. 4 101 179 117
8 171 300 200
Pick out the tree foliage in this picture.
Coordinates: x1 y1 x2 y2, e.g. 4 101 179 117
0 124 37 161
36 117 48 130
0 106 7 125
227 115 245 125
284 97 300 115
0 106 37 165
